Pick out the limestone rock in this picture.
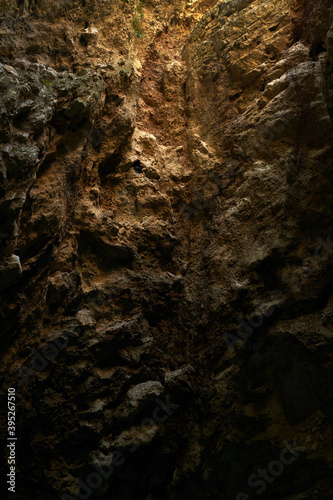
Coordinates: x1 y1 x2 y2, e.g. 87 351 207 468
0 0 333 499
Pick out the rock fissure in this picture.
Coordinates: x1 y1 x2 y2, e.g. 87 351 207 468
1 0 333 498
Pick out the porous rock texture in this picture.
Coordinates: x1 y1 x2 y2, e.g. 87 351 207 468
1 0 333 498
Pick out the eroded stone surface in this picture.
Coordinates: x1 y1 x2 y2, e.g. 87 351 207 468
0 0 333 499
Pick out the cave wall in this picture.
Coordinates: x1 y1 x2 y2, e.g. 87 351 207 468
1 0 333 498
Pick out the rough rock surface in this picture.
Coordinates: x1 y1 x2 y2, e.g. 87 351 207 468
0 0 333 499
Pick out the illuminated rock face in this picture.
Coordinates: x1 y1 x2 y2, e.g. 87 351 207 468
0 0 333 498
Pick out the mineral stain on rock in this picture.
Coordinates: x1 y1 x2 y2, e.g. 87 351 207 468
0 0 333 498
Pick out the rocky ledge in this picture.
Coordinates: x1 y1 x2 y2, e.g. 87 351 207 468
0 0 333 499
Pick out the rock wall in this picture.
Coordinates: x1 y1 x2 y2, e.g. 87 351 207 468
1 0 333 498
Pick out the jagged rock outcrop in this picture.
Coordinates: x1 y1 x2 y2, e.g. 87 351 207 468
1 0 333 499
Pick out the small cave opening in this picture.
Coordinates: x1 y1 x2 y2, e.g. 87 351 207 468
79 37 88 48
133 159 143 174
310 41 327 60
